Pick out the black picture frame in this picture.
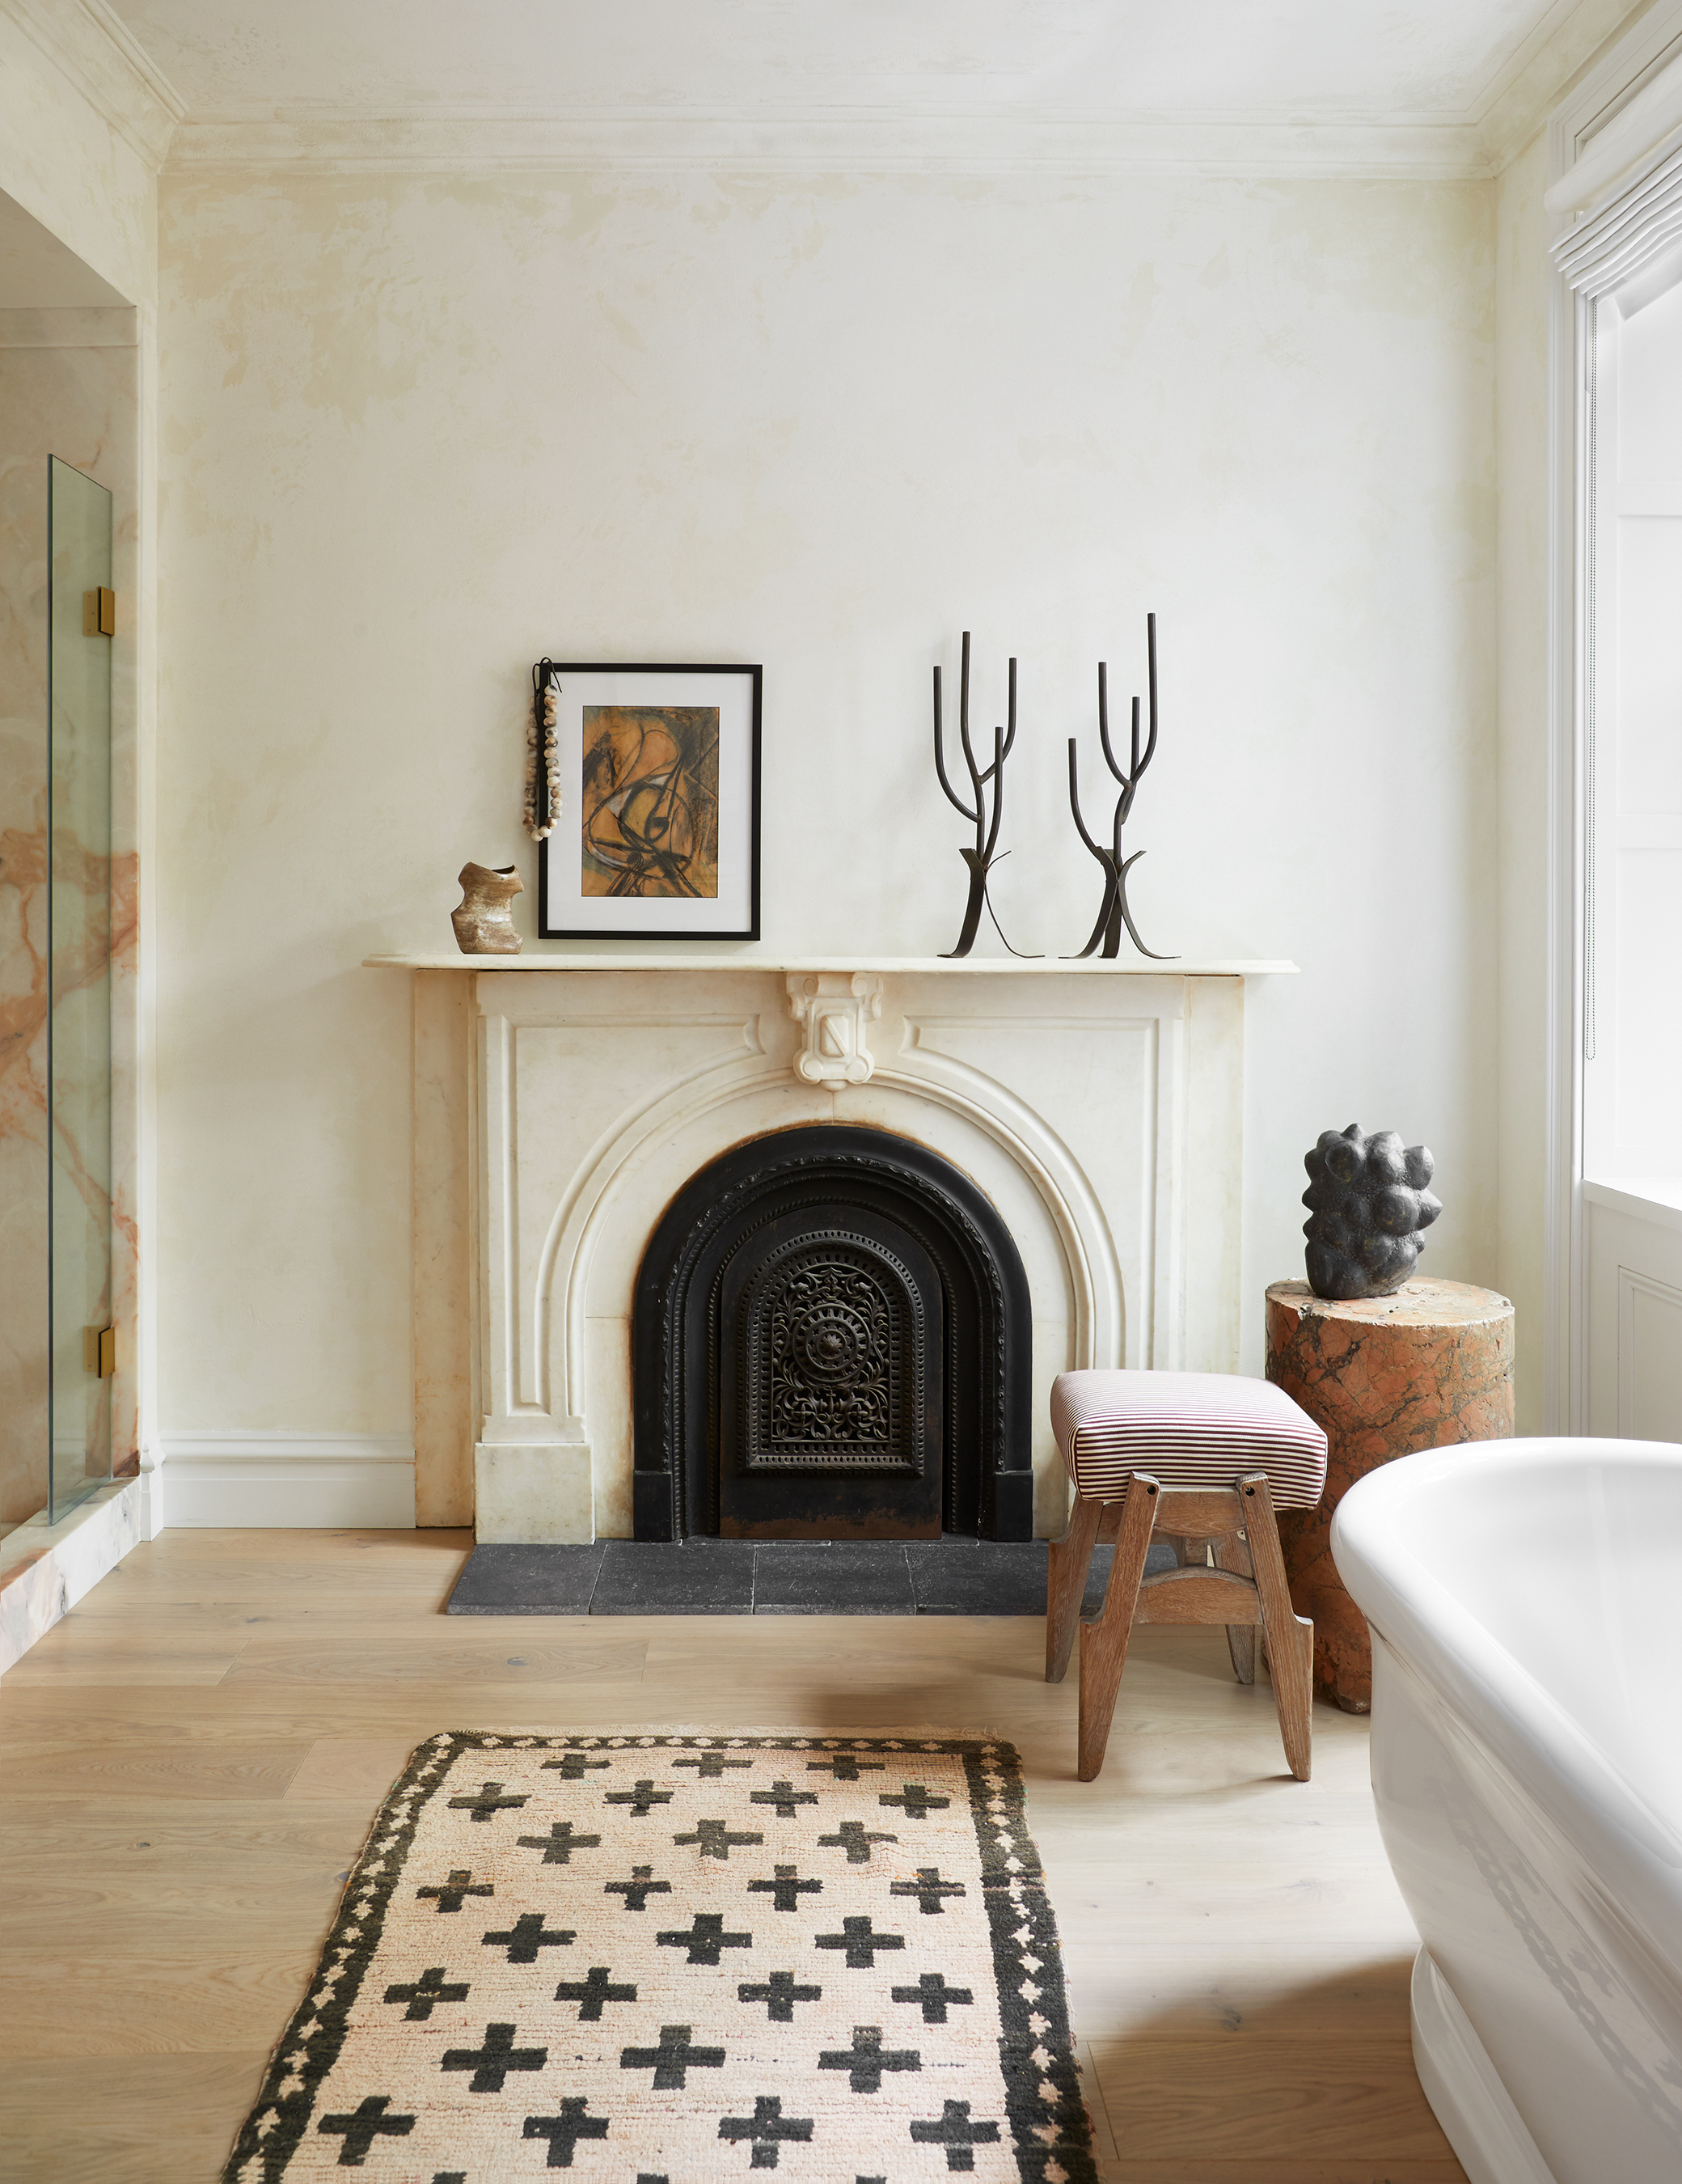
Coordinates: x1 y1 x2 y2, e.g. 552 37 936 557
536 661 762 942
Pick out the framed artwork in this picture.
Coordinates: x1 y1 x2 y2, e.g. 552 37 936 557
537 662 762 941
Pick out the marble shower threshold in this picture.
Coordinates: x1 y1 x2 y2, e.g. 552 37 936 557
0 1478 143 1674
445 1534 1176 1616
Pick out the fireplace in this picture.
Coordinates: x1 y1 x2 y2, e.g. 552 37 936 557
376 954 1268 1543
632 1125 1033 1541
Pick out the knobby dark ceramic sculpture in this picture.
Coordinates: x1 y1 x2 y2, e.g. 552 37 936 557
1302 1124 1442 1300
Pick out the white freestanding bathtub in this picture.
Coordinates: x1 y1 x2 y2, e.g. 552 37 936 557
1331 1437 1682 2184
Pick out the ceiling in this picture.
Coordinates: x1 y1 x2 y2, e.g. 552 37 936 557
108 0 1587 125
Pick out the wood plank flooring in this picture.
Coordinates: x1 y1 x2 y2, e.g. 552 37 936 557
0 1528 1468 2182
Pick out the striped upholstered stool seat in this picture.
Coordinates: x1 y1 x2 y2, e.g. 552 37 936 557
1051 1369 1328 1509
1046 1369 1328 1783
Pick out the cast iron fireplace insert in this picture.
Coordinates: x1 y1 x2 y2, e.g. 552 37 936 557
632 1124 1033 1541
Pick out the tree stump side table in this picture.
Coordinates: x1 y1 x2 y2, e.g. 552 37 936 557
1264 1276 1515 1712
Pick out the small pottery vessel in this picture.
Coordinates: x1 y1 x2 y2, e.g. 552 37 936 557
452 861 523 954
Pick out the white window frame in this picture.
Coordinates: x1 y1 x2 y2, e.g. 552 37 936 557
1544 0 1682 1432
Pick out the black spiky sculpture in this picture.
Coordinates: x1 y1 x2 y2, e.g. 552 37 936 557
1302 1125 1443 1301
1065 611 1175 960
931 632 1038 958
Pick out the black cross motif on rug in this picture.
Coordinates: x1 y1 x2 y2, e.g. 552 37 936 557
805 1754 884 1781
481 1912 577 1963
890 1866 968 1914
891 1971 974 2024
909 2099 1002 2171
447 1780 530 1823
878 1781 950 1820
815 1916 906 1968
315 2093 414 2165
382 1966 468 2020
750 1778 818 1818
619 2023 726 2089
670 1752 753 1779
542 1753 610 1780
748 1863 822 1912
672 1817 763 1860
604 1864 671 1911
657 1911 752 1965
523 2099 610 2169
416 1868 492 1912
554 1966 638 2021
737 1970 823 2022
818 2025 923 2094
440 2021 547 2093
818 1820 898 1864
517 1820 602 1864
604 1778 674 1816
718 2095 814 2169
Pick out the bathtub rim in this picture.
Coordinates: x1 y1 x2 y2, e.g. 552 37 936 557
1329 1437 1682 1985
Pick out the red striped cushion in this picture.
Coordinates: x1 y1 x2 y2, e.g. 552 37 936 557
1050 1369 1328 1510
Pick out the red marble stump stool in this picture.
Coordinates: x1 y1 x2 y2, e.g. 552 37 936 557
1264 1276 1515 1712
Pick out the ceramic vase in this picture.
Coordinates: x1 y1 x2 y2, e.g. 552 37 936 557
451 862 523 954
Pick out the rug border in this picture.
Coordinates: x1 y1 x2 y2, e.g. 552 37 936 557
222 1729 1098 2184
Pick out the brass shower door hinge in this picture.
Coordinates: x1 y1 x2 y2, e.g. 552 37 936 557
82 1326 116 1377
82 587 116 637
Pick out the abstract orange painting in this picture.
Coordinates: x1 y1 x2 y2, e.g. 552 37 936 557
579 705 721 899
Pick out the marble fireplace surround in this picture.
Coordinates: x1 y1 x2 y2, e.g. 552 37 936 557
376 955 1295 1544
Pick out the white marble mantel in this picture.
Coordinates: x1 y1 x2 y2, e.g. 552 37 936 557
372 954 1295 1543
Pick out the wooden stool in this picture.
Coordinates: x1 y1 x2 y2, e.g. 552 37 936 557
1046 1370 1329 1781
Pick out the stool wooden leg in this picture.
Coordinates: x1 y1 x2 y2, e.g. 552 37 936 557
1046 1494 1102 1684
1239 1471 1313 1782
1214 1530 1257 1685
1076 1471 1160 1782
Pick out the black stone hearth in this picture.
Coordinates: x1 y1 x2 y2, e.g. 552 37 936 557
632 1124 1033 1542
445 1537 1176 1617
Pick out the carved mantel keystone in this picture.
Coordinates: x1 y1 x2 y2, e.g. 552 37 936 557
787 971 884 1086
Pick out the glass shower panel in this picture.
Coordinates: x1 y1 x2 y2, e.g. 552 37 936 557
47 455 113 1521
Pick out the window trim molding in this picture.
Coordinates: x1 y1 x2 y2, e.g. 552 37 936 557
1544 0 1682 1433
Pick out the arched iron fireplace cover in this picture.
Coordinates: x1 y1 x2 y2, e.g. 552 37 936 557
632 1124 1033 1541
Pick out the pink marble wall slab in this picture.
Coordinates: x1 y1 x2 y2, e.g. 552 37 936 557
0 332 140 1524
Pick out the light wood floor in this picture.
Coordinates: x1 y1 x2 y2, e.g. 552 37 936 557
0 1528 1467 2183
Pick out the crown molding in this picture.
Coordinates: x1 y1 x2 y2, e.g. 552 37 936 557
2 0 184 171
1473 0 1646 168
165 107 1495 181
71 0 1643 187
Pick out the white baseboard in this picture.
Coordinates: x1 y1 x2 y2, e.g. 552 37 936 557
1411 1949 1558 2184
158 1432 417 1528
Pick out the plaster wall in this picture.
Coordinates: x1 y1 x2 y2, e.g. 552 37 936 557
154 168 1501 1474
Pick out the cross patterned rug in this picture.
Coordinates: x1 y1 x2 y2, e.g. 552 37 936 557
224 1730 1097 2182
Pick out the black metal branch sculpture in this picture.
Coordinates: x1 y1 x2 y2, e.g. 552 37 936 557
932 633 1039 959
1064 611 1177 960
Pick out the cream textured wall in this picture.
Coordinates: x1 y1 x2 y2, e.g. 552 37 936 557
1494 130 1553 1435
155 169 1500 1453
